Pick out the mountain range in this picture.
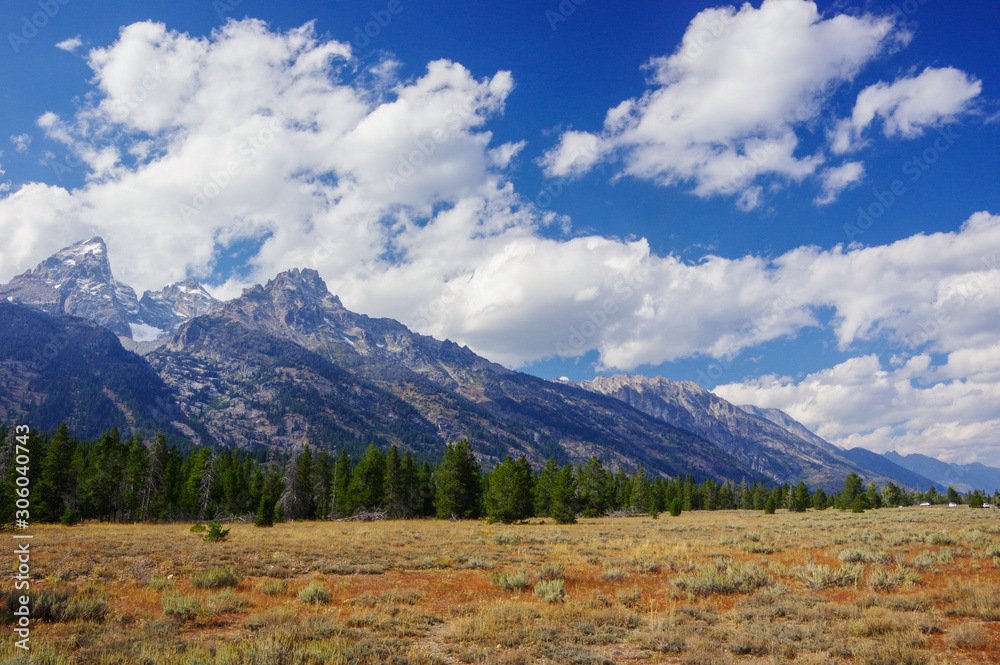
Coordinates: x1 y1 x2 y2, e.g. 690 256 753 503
2 238 994 493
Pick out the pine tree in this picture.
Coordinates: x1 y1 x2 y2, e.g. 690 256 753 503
122 434 150 521
144 430 169 520
350 443 386 512
812 488 828 510
435 439 481 519
36 423 78 522
841 472 863 508
484 456 534 524
792 481 812 512
534 458 559 516
548 464 578 524
83 428 125 520
329 450 352 517
254 494 276 527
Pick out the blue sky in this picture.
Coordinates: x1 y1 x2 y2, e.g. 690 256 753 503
0 0 998 463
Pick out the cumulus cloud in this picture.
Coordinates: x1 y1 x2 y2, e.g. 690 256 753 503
815 161 864 205
831 67 982 153
55 36 83 52
10 134 31 153
0 17 998 463
714 351 1000 465
542 0 901 208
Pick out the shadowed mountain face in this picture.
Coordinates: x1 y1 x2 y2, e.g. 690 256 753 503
0 302 196 441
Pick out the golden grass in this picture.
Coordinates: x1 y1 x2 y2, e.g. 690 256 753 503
1 507 999 663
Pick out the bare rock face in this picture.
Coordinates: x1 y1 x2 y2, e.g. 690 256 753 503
138 277 222 334
0 237 139 337
0 238 221 341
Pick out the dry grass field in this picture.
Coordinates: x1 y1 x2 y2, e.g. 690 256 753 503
3 507 1000 664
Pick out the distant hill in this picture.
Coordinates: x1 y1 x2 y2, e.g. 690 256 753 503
883 451 1000 493
838 447 944 492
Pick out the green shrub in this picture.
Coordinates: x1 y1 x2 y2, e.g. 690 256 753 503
189 523 207 533
59 507 79 526
795 562 863 589
256 579 287 595
674 560 771 597
538 562 565 580
534 579 567 603
162 594 201 621
203 521 230 542
297 581 330 604
669 498 682 517
489 569 532 591
191 566 241 589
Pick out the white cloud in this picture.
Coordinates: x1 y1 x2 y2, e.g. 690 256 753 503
10 134 31 153
815 161 864 205
714 351 1000 466
55 35 83 52
832 67 982 153
541 0 900 208
0 18 998 465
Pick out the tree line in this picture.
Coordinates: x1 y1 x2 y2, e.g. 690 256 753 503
1 423 996 527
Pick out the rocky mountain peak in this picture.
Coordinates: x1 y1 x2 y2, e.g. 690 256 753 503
0 236 140 337
138 277 222 336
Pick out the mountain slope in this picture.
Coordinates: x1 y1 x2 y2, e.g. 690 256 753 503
0 302 197 441
579 374 897 490
148 269 762 481
884 451 1000 493
838 447 943 492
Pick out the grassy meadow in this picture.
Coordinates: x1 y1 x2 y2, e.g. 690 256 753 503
3 507 1000 664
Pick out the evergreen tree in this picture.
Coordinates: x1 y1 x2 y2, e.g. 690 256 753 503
577 456 610 517
417 461 436 517
385 446 415 519
484 456 535 524
669 497 682 517
946 486 961 504
841 472 863 508
350 443 386 511
83 428 125 520
329 450 353 517
865 483 882 510
884 482 903 507
534 458 559 516
812 488 828 510
36 423 78 522
254 493 276 526
435 440 481 519
630 467 653 513
792 481 812 512
548 464 578 524
121 433 150 521
145 430 169 520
